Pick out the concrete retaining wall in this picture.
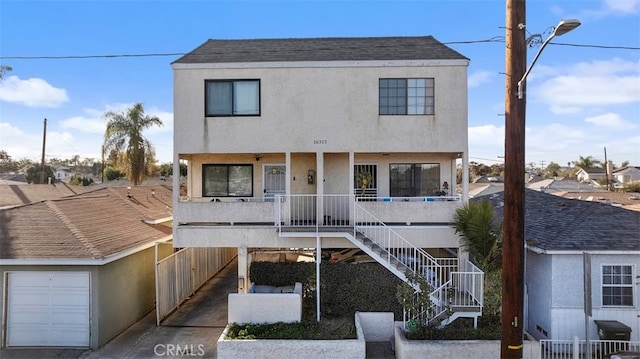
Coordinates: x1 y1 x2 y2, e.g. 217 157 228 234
217 313 366 359
228 282 303 324
394 322 541 359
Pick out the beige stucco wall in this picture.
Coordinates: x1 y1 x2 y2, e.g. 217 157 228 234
96 244 174 347
173 61 468 155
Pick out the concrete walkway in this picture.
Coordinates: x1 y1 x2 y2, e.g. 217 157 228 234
81 258 239 359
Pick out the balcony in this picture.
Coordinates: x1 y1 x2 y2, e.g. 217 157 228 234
175 195 462 227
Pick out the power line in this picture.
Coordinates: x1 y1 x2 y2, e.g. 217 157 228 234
0 53 185 60
548 42 640 50
0 38 637 61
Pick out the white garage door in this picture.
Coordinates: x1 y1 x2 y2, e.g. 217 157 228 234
6 271 90 347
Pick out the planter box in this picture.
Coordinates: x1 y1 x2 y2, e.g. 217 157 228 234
394 322 541 359
217 312 366 359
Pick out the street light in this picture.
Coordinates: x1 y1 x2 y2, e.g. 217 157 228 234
517 19 581 99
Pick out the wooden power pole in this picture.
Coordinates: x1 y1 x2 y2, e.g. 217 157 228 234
502 0 526 357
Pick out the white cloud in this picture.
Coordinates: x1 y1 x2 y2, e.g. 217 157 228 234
604 0 639 13
584 112 636 129
468 71 493 88
467 119 640 167
0 75 69 108
61 116 106 135
532 58 640 112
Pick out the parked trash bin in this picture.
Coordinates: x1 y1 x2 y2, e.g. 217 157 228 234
594 320 632 355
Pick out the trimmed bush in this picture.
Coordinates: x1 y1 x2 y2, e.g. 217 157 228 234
250 261 403 320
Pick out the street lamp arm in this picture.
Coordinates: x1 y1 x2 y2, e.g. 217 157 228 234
517 19 581 100
517 34 554 99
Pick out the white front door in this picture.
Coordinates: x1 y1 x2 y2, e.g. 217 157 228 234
6 271 91 347
263 164 286 199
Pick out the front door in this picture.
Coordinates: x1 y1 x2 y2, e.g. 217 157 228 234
263 164 285 200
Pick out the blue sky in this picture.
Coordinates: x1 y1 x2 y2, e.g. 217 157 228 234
1 0 638 168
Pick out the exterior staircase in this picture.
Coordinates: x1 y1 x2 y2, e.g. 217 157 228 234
276 194 484 328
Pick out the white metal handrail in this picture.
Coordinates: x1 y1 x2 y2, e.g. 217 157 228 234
274 194 483 327
353 201 441 280
540 338 640 359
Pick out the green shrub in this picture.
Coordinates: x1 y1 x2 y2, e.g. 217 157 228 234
249 261 403 320
405 316 501 340
226 318 356 340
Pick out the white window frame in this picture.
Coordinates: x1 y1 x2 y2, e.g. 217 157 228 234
601 264 634 307
379 78 435 115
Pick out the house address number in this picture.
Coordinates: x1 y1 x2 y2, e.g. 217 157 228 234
313 139 327 144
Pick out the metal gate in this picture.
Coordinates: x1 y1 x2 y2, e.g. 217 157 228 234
155 244 236 325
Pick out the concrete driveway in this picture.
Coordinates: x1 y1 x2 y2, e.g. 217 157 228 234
1 258 238 359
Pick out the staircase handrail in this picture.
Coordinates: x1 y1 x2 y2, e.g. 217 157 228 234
353 200 441 278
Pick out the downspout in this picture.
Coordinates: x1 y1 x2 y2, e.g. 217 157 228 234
316 234 321 322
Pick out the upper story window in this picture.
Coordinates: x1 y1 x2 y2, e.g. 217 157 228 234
602 265 633 307
203 164 253 197
379 78 434 115
205 80 260 116
389 163 440 197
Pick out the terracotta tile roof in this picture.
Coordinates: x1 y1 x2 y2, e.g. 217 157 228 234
554 191 640 210
173 36 468 64
0 183 85 208
0 185 173 260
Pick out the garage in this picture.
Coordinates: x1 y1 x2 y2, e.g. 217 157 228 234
5 271 90 347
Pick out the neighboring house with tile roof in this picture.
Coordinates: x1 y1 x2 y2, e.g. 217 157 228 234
0 173 27 184
468 182 504 199
553 190 640 212
0 185 174 349
0 182 85 209
171 36 483 326
527 177 605 194
475 189 640 343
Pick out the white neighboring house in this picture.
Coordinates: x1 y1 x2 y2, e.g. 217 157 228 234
575 167 607 184
479 189 640 342
612 166 640 187
171 36 482 324
54 165 73 182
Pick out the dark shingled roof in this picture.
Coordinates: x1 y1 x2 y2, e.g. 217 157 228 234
173 36 468 64
474 189 640 252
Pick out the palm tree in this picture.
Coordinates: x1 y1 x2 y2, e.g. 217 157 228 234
452 200 502 274
0 65 11 79
572 155 601 169
102 103 162 185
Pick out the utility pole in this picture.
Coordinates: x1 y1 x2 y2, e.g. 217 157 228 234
604 147 610 191
40 118 47 184
502 0 526 358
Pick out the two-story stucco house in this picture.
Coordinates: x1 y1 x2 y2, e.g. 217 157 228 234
171 36 482 324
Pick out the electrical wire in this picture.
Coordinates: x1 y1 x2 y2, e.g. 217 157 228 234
0 38 637 60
